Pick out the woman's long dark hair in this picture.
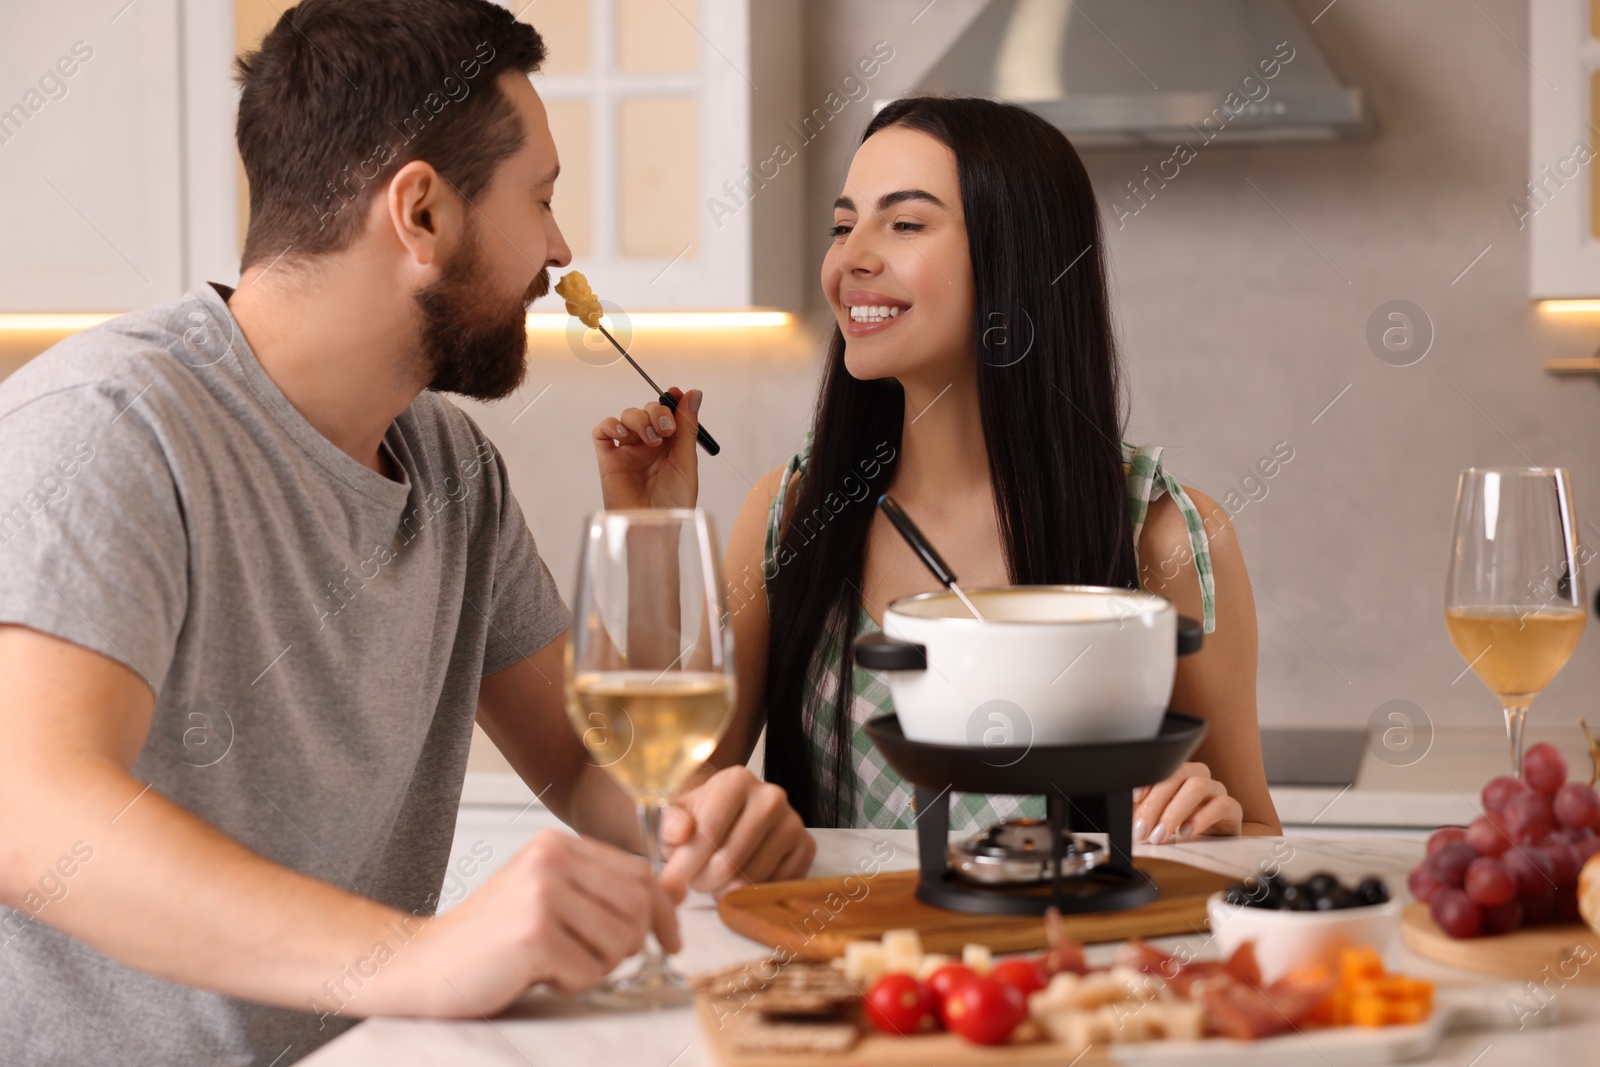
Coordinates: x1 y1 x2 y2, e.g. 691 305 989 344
763 97 1138 826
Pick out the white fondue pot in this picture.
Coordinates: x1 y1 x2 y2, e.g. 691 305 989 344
854 586 1202 747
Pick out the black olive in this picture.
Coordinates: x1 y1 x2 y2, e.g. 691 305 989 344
1316 886 1355 910
1258 873 1289 908
1355 878 1389 906
1240 880 1275 908
1303 871 1341 897
1280 883 1309 910
1224 884 1253 907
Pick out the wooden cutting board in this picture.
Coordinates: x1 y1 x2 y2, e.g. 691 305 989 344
694 987 1543 1067
716 860 1236 960
1400 901 1600 985
695 997 1083 1066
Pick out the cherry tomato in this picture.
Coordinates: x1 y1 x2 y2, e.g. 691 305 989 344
925 962 978 1025
989 957 1048 998
864 973 935 1035
942 975 1026 1046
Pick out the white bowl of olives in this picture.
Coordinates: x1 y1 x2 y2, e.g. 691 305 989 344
1206 872 1400 983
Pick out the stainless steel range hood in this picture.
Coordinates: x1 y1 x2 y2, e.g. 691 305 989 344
914 0 1370 146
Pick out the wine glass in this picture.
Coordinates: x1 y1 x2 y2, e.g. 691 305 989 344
565 508 735 1009
1445 468 1587 776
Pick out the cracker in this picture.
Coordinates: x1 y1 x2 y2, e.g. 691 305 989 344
747 990 846 1016
730 1018 861 1055
693 959 858 1002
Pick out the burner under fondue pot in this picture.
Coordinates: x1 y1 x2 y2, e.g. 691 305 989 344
860 709 1209 916
949 819 1104 885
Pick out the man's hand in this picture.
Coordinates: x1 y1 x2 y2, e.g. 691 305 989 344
591 386 702 510
364 830 682 1017
658 767 815 899
0 625 677 1020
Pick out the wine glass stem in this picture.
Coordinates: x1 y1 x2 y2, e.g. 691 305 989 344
634 798 670 978
1506 704 1530 777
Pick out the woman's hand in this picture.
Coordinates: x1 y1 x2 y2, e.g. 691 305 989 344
591 386 703 510
657 766 816 899
1133 762 1243 843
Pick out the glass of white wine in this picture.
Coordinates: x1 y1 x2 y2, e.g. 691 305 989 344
1445 468 1587 776
565 508 735 1009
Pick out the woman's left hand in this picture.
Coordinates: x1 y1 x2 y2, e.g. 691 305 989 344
1133 762 1242 843
657 766 816 899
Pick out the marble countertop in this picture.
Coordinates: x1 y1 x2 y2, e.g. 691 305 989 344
300 825 1600 1067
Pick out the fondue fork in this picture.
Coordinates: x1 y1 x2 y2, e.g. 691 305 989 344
595 323 721 456
877 495 987 620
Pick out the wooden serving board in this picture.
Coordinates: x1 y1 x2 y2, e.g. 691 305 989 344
716 861 1236 960
695 986 1544 1067
1400 901 1600 984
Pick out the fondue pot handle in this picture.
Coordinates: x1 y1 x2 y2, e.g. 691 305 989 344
854 632 927 671
1177 615 1203 656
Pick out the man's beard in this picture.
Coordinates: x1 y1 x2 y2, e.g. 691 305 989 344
415 223 548 401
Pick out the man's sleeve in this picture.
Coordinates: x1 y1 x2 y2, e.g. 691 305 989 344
477 440 571 677
0 385 189 693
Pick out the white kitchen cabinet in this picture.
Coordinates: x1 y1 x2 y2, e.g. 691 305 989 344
0 0 237 312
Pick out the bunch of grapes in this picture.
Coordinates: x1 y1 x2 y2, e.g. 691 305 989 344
1408 742 1600 939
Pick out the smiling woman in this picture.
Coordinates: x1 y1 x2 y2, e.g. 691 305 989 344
590 94 1276 840
737 97 1274 839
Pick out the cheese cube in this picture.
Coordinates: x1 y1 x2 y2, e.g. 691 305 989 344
1153 1000 1204 1041
1110 964 1163 1001
881 929 924 975
1045 1008 1111 1051
1074 971 1130 1009
961 943 993 974
1038 974 1077 1015
841 941 886 984
1101 1001 1152 1042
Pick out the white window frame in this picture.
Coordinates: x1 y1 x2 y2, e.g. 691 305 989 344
526 0 754 309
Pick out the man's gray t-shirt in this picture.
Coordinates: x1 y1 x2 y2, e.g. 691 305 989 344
0 282 570 1065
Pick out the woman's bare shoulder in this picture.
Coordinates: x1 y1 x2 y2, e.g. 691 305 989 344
727 465 796 570
1137 485 1241 596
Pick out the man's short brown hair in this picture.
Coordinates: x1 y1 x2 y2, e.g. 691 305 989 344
234 0 546 270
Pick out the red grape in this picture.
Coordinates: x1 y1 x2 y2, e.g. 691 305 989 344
1502 848 1556 897
1430 887 1483 938
1523 743 1568 796
1483 775 1530 814
1466 815 1511 857
1554 782 1600 830
1504 792 1556 843
1407 863 1444 903
1430 842 1478 887
1543 841 1580 887
1522 888 1557 925
1426 826 1469 856
1557 885 1583 923
1577 836 1600 864
1464 857 1516 907
1480 899 1523 935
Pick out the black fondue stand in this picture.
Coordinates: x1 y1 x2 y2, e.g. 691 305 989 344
854 616 1207 917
